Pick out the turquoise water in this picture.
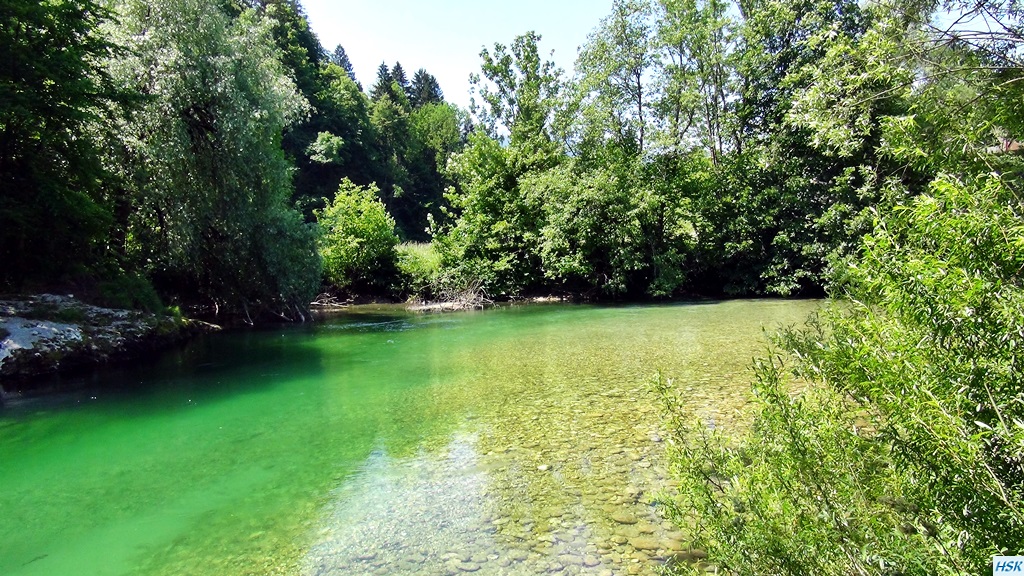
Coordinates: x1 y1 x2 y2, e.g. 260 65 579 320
0 300 819 576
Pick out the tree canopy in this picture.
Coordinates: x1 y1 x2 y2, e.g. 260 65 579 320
0 0 126 289
0 0 459 315
4 0 1020 322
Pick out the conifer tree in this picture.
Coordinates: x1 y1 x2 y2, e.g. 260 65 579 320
410 69 444 108
391 62 409 91
330 44 356 82
370 61 393 100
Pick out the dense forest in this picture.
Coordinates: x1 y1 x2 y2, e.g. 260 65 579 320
8 0 1011 317
1 0 462 318
5 0 1024 572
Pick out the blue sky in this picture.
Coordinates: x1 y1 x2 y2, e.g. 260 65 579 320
300 0 613 108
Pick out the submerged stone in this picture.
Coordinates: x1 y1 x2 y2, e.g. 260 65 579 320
1 300 823 576
629 537 661 551
611 512 639 525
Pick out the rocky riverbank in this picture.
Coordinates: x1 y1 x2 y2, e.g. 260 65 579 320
0 294 218 394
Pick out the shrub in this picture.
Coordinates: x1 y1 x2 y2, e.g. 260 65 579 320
662 175 1024 575
97 272 163 312
316 179 400 293
396 242 441 297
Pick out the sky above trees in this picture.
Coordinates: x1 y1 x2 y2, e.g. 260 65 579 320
301 0 613 107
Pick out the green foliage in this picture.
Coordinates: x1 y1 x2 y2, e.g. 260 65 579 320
302 62 378 209
370 62 396 101
663 174 1024 575
102 0 318 314
660 362 923 575
329 44 356 82
682 150 864 296
0 0 126 288
654 0 738 161
529 165 638 293
255 205 322 313
471 31 564 147
96 272 164 313
529 161 698 297
435 130 551 297
661 2 1024 570
396 242 442 297
411 103 463 169
829 177 1024 565
358 63 461 241
164 305 184 321
307 132 346 165
409 69 444 109
436 33 570 297
316 179 401 292
576 0 657 154
391 62 409 95
439 133 701 298
435 0 887 300
249 0 325 102
394 102 464 239
7 0 1012 322
253 8 454 244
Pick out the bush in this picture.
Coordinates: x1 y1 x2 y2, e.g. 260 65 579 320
662 175 1024 575
316 179 400 293
97 272 163 313
256 205 321 314
396 242 441 297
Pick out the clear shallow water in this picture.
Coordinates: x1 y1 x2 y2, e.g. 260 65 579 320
0 300 819 576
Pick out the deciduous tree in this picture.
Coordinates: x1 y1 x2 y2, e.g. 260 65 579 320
103 0 319 315
0 0 125 288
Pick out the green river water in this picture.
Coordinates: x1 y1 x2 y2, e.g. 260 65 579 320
0 299 819 576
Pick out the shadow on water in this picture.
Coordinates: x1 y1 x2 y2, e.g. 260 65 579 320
0 308 420 417
0 300 822 576
0 309 444 576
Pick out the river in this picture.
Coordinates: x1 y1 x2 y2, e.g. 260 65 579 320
0 299 819 576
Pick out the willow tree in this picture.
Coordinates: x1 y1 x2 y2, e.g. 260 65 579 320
102 0 319 317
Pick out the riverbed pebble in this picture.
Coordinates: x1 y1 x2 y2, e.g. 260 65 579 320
289 301 809 576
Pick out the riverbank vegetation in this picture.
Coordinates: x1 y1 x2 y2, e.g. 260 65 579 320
2 0 461 320
4 0 1024 572
0 0 918 316
652 0 1024 572
662 175 1024 575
